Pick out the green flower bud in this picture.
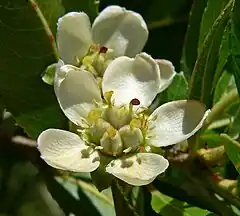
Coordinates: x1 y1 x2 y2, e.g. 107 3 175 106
88 119 112 145
104 106 132 129
100 128 123 156
119 125 143 152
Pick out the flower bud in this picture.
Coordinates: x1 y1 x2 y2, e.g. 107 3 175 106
104 106 132 129
119 125 143 152
100 128 123 156
88 119 112 144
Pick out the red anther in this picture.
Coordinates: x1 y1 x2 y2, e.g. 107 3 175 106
131 98 140 106
99 46 108 54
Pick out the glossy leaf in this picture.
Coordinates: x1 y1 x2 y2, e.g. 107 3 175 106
181 0 208 76
111 181 137 216
222 133 240 173
149 72 188 113
198 0 230 90
46 175 115 216
0 1 65 138
0 0 99 139
229 0 240 96
188 0 234 108
151 190 211 215
198 0 229 48
200 130 224 148
160 72 188 102
213 71 235 104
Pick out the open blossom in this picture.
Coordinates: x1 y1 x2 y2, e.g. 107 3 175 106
57 5 148 66
38 53 210 186
55 5 177 82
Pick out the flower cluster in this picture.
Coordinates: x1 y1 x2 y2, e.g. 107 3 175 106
38 6 210 186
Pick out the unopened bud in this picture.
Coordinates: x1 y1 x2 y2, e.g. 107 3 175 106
100 130 123 156
119 125 143 152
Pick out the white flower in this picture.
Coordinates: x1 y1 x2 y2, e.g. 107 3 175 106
57 5 148 65
38 53 210 186
55 6 177 81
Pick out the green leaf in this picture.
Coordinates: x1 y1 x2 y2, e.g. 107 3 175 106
222 133 240 173
149 72 188 113
188 0 234 108
0 0 100 139
198 0 229 48
152 178 215 213
0 1 66 138
181 0 208 76
213 71 235 104
151 190 211 215
198 0 230 89
228 107 240 139
212 27 230 89
0 158 64 216
161 72 188 102
228 0 240 96
46 175 115 216
200 130 224 148
111 181 137 216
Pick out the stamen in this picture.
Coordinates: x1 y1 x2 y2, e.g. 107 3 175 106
129 98 140 115
95 146 104 150
131 98 140 105
123 147 132 154
106 126 117 137
104 91 114 108
145 146 151 152
90 44 100 52
99 46 108 54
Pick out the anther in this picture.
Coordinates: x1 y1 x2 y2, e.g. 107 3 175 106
123 147 132 154
99 46 108 54
95 146 104 150
131 98 140 106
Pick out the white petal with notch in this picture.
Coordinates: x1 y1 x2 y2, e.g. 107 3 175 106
38 129 100 172
56 65 102 126
102 53 160 108
106 153 169 186
92 5 148 57
146 100 210 147
156 59 176 93
57 12 93 65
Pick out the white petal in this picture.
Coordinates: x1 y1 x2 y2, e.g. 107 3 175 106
37 129 100 172
92 6 148 57
54 59 65 96
146 100 210 147
56 65 102 126
156 59 176 93
106 153 169 186
102 53 160 108
57 12 93 65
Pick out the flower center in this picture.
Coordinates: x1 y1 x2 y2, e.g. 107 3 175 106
81 95 149 157
78 44 114 77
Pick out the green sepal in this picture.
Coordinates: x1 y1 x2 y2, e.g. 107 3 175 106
41 63 57 85
91 155 114 191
